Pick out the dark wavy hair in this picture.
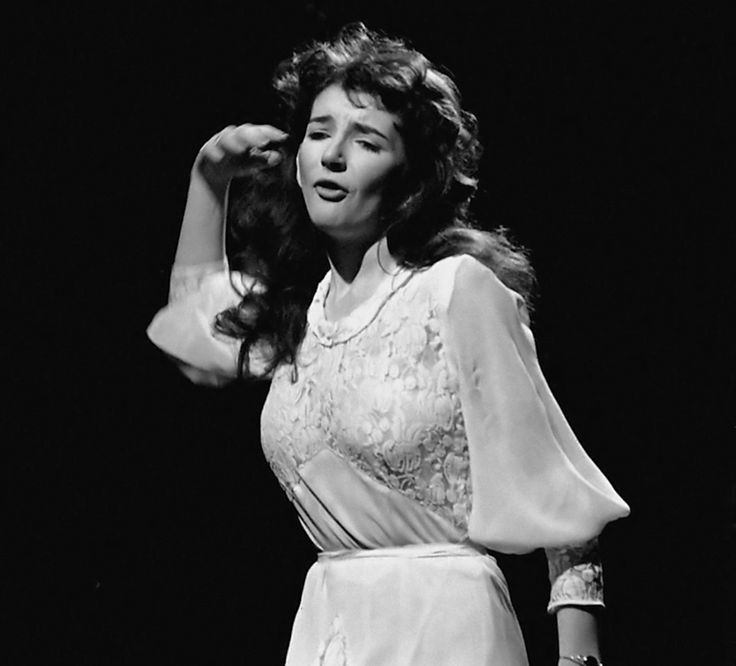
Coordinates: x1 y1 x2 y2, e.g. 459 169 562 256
216 23 535 378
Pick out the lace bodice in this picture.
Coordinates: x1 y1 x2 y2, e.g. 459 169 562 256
147 254 629 612
261 267 472 532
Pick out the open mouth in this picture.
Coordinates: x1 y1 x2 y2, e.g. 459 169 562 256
314 180 349 202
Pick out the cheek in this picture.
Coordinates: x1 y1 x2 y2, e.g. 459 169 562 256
296 142 320 176
357 162 403 198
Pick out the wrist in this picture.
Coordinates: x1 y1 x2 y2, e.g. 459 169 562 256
189 163 230 203
556 606 600 659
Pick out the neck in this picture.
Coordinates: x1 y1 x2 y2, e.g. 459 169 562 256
325 236 399 301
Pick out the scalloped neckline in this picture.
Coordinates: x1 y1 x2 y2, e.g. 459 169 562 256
307 267 416 346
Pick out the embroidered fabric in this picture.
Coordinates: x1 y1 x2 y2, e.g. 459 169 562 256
546 539 604 613
261 266 472 531
148 256 627 612
548 562 604 613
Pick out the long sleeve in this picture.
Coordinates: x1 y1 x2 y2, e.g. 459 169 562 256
146 261 270 384
440 255 630 554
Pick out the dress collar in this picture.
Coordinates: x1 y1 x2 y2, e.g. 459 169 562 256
307 266 416 346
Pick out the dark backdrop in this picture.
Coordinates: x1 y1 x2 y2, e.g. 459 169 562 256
9 3 731 664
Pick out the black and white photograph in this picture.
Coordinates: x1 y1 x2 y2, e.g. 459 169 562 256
9 3 730 664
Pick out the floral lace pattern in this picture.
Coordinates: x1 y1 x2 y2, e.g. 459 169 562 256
260 267 473 532
160 258 611 611
546 539 604 612
547 563 604 612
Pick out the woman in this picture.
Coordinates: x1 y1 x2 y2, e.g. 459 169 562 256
148 24 629 665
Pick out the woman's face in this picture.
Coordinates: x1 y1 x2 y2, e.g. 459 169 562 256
297 84 407 246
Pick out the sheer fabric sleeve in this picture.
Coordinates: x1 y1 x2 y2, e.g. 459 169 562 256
440 256 629 554
146 260 271 385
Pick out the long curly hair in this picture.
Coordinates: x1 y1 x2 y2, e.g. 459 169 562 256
216 23 535 378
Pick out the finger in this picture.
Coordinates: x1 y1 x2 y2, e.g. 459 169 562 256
249 146 284 164
238 124 289 148
199 142 227 163
215 125 285 157
228 149 283 179
215 129 251 155
264 150 283 166
202 125 236 151
260 149 283 166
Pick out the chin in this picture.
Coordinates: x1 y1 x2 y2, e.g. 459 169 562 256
310 219 351 241
309 218 366 245
306 207 350 235
308 209 342 229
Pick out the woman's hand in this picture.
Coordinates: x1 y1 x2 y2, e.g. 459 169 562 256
194 123 289 197
173 124 287 267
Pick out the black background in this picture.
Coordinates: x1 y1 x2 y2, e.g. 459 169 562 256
9 2 732 664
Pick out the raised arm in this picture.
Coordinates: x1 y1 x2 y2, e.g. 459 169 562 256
173 124 288 268
147 124 287 383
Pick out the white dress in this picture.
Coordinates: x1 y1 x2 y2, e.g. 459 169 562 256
148 254 630 665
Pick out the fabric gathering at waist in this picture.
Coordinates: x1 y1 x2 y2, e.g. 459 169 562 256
317 541 489 562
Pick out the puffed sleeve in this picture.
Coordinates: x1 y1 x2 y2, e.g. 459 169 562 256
440 256 629 554
146 260 271 384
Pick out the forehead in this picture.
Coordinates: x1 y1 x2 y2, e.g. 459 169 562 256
309 84 401 132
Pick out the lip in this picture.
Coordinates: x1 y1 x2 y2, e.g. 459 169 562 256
314 179 349 202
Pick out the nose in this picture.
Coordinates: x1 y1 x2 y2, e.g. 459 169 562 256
321 137 347 172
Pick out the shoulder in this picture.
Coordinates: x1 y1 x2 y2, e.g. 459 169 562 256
412 253 479 292
418 253 505 283
414 254 517 307
412 254 531 334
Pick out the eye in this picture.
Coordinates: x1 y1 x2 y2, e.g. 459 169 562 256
357 140 380 153
307 130 329 140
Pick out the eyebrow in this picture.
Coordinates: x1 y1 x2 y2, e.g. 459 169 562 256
307 115 390 141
